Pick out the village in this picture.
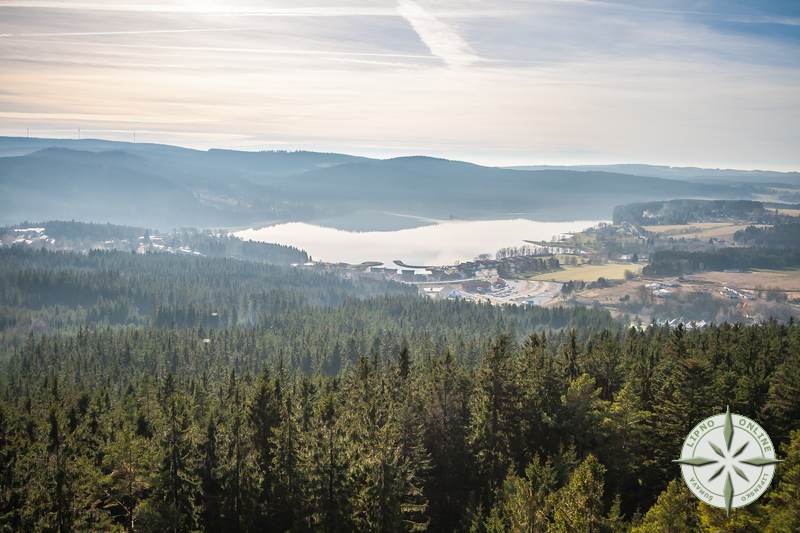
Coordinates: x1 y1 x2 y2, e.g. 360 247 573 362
4 214 799 327
294 216 800 327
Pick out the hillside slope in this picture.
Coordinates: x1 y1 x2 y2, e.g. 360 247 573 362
509 163 800 185
0 137 756 227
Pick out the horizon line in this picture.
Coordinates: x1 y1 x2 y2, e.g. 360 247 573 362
1 134 798 174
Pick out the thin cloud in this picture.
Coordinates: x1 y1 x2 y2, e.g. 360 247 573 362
4 40 437 62
0 111 213 124
0 1 510 17
0 28 255 38
396 0 479 68
0 2 396 16
560 0 800 26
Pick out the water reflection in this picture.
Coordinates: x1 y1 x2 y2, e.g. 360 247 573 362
235 218 604 266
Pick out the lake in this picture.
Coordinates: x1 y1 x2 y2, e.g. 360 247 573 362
235 218 604 266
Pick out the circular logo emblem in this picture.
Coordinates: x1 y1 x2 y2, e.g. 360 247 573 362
674 407 782 515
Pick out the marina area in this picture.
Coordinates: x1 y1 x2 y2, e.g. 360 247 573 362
236 217 603 307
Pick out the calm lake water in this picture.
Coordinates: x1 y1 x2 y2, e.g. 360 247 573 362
236 219 604 266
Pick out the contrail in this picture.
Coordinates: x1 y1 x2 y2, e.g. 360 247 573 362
396 0 479 68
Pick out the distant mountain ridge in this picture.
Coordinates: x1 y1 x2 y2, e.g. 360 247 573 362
278 156 743 218
0 136 773 229
507 163 800 185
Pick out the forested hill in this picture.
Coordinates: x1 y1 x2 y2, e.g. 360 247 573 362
276 157 739 220
1 221 309 266
0 247 613 338
612 199 768 225
0 137 755 227
509 163 800 186
1 318 798 530
0 248 410 333
1 245 799 531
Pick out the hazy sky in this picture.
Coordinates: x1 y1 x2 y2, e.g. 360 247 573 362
1 0 799 169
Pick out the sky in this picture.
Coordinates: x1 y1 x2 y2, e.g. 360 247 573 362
0 0 799 169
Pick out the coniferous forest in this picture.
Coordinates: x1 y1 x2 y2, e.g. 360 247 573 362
1 248 799 532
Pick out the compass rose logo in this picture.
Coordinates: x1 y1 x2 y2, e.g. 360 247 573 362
674 407 782 515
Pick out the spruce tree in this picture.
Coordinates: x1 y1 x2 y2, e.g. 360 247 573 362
152 396 197 533
269 388 303 531
423 351 472 532
630 480 700 533
222 382 256 532
299 391 351 532
249 368 282 520
549 454 606 533
469 336 520 498
100 426 155 531
764 429 800 532
485 455 559 532
197 417 223 532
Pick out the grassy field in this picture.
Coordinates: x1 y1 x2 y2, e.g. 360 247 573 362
642 222 765 241
687 269 800 293
530 262 643 282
